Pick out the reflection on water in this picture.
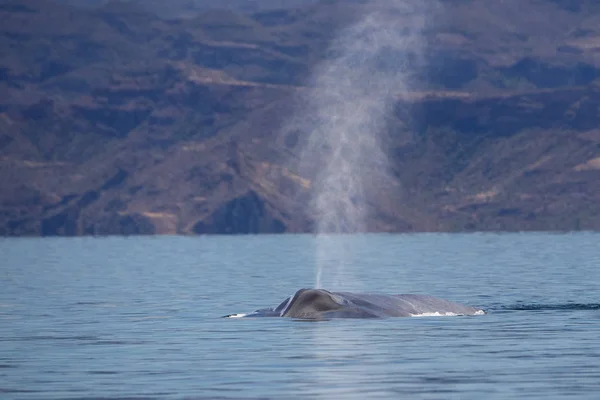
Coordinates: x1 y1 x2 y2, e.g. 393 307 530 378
1 233 600 399
309 320 375 398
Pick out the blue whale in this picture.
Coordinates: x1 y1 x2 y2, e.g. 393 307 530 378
226 288 485 319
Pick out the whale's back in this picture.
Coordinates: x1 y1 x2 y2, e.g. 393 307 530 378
279 289 484 319
226 289 484 319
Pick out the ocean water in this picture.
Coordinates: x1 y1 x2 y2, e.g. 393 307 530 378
1 233 599 399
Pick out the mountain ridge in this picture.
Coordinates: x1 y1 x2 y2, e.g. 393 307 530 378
2 0 600 235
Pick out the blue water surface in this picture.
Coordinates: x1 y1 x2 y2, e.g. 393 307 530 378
1 233 600 399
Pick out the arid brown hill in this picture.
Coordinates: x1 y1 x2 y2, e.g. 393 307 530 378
1 0 600 235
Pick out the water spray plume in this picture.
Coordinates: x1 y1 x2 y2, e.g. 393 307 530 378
283 1 438 289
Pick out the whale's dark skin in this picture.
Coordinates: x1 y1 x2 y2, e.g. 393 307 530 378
226 288 484 319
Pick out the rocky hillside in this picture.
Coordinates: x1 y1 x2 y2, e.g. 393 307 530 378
55 0 323 17
2 0 600 235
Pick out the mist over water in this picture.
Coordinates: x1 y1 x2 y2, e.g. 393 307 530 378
283 2 437 289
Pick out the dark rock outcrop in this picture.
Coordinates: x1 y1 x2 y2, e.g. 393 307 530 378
192 191 286 234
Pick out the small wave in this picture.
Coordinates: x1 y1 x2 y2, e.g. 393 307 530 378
499 303 600 311
410 310 486 317
86 370 119 375
410 312 460 317
225 313 248 318
0 335 99 342
0 388 40 393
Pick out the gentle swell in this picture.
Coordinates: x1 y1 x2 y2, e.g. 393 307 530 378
497 303 600 311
